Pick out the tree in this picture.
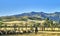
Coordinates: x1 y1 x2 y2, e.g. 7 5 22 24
43 22 48 31
25 22 28 30
4 24 7 34
50 20 54 31
13 24 17 32
30 24 34 32
43 17 55 31
42 17 50 31
45 17 49 21
20 22 23 31
0 22 4 28
33 23 40 34
45 17 50 27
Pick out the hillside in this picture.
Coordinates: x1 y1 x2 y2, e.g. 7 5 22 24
0 12 60 22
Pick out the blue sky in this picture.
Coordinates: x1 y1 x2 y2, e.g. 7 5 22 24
0 0 60 16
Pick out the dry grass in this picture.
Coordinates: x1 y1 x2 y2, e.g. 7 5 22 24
1 33 60 36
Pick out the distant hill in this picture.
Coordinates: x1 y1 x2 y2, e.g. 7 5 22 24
0 12 60 21
13 12 60 21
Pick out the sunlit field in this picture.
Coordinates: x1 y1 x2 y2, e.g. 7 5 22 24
1 33 60 36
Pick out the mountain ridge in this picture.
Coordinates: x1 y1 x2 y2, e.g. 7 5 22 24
0 12 60 21
13 12 60 21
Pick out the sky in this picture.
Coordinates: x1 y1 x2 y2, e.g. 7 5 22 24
0 0 60 16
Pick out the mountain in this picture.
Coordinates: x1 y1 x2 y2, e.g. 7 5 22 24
0 12 60 21
13 12 60 21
